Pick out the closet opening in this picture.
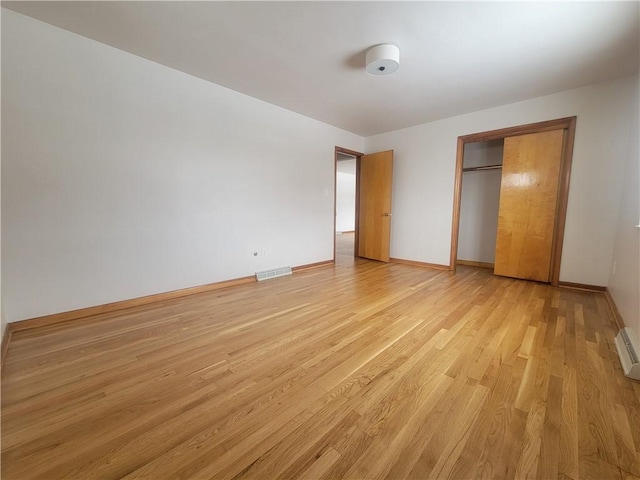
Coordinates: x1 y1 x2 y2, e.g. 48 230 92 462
449 117 577 286
457 139 504 270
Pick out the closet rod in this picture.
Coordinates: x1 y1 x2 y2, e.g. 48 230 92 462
462 164 503 172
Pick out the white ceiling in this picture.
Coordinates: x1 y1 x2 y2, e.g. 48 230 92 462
3 1 639 137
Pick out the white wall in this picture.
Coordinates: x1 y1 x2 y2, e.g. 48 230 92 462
3 9 637 325
366 74 639 285
336 159 356 232
458 140 503 263
1 10 363 322
608 76 640 347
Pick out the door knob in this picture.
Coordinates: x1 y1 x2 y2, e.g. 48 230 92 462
383 212 392 216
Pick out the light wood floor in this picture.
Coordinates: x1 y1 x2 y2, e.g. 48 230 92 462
335 232 355 259
2 256 639 479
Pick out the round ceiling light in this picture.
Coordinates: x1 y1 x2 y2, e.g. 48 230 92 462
365 44 400 76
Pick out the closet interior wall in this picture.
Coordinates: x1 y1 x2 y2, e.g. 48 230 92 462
458 139 504 265
336 154 357 233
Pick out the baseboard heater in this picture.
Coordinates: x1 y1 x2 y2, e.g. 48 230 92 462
255 266 292 282
614 327 640 380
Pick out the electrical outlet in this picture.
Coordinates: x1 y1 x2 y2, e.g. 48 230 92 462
261 248 268 258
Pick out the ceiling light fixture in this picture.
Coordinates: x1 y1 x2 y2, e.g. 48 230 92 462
365 44 400 76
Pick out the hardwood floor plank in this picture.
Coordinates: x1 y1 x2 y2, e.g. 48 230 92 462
538 374 563 479
445 360 526 479
276 411 358 480
382 376 473 479
559 365 579 479
216 396 353 480
623 470 640 480
297 445 341 480
2 260 638 480
344 372 456 479
424 384 489 479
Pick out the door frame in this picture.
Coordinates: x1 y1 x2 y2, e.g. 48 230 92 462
449 116 577 286
334 146 364 262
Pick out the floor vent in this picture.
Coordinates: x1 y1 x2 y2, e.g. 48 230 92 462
614 327 640 380
255 266 292 282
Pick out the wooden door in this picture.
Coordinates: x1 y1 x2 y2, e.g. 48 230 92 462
358 150 393 262
494 130 564 282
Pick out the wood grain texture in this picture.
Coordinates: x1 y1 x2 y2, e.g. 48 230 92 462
559 281 607 292
495 129 564 282
450 117 576 286
358 150 393 262
9 262 334 337
2 260 638 479
450 136 466 270
335 231 355 258
9 275 256 333
457 259 495 269
291 260 334 272
550 117 577 285
334 146 363 158
389 257 450 270
458 116 578 144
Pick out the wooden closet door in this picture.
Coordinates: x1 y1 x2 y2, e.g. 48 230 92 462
494 129 564 282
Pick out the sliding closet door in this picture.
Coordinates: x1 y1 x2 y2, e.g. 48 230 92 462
494 129 564 282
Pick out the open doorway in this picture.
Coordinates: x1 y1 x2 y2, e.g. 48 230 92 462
334 146 395 265
335 150 358 263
